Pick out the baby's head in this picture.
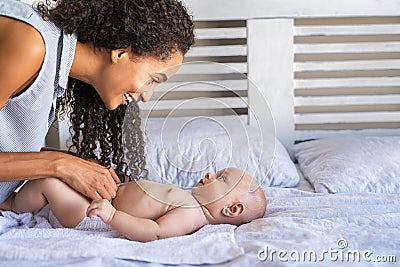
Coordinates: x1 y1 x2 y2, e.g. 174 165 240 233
192 168 266 226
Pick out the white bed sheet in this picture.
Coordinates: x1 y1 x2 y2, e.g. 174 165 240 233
235 186 400 266
293 164 315 192
1 173 399 267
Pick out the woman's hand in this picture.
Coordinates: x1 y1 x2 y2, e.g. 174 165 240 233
86 199 116 224
54 153 121 200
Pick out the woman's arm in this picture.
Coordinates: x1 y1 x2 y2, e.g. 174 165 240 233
0 151 120 200
0 18 120 200
0 16 45 110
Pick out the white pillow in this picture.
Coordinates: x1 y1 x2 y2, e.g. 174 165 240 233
142 116 299 189
293 136 400 193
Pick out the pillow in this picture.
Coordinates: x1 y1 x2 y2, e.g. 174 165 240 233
142 116 299 189
293 136 400 193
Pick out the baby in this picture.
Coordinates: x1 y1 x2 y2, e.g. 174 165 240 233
0 167 266 242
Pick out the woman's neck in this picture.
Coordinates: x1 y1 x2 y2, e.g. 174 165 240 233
69 41 105 86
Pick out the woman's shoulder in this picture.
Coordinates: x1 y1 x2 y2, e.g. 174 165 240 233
0 16 45 102
0 16 45 60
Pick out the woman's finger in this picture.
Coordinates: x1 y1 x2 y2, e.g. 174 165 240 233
102 169 118 194
87 189 102 201
109 168 121 184
86 176 114 200
86 159 119 192
96 185 112 201
103 180 118 199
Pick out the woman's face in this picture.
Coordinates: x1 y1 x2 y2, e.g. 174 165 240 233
96 50 183 110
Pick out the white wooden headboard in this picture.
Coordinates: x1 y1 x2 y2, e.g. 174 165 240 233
45 0 400 150
138 0 400 150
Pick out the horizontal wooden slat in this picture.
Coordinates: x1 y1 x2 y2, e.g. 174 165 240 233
185 0 400 20
186 45 247 57
195 27 247 39
295 52 400 62
295 59 400 72
295 77 400 88
194 21 246 28
295 70 400 79
142 109 248 118
295 35 400 45
152 90 247 101
295 42 400 54
295 128 400 140
295 24 400 36
295 111 400 123
184 56 248 63
295 94 400 106
295 17 400 26
177 62 247 74
295 104 400 113
156 79 248 92
142 115 249 124
139 97 248 110
295 86 400 96
296 122 400 130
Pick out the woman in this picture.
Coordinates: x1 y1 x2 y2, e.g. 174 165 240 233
0 0 195 202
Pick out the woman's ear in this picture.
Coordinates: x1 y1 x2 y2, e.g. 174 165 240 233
222 202 245 217
110 49 128 64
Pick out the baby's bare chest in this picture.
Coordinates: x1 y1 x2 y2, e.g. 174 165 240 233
112 181 198 220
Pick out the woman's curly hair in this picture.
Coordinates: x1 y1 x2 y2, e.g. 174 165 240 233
37 0 195 181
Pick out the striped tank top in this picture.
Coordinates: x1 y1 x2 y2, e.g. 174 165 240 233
0 0 77 202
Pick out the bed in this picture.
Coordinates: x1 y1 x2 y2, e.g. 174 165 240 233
1 0 400 266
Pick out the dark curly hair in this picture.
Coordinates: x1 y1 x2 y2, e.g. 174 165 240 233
37 0 195 181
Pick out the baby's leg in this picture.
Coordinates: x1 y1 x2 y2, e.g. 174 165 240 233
0 192 18 211
1 178 90 228
0 181 47 213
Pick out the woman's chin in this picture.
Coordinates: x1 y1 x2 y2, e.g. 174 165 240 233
105 103 119 110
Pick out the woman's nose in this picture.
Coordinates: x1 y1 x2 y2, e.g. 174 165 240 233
140 90 154 102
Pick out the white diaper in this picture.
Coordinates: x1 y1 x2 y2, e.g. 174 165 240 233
48 210 112 231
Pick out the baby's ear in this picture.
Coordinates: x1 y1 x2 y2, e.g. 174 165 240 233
222 202 245 217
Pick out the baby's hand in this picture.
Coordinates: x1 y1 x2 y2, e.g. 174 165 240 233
86 199 116 224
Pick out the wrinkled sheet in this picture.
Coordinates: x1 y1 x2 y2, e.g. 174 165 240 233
0 206 243 265
234 186 400 266
0 179 399 267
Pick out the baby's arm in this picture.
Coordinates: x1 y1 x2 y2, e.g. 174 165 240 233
87 199 207 242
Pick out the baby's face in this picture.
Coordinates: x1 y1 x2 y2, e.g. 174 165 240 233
192 168 249 206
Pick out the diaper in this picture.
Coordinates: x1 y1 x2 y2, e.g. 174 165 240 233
48 210 112 231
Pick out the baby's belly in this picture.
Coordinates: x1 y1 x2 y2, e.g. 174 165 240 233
112 182 171 220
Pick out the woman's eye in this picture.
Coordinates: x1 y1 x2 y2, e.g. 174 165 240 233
217 176 225 182
151 77 160 84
